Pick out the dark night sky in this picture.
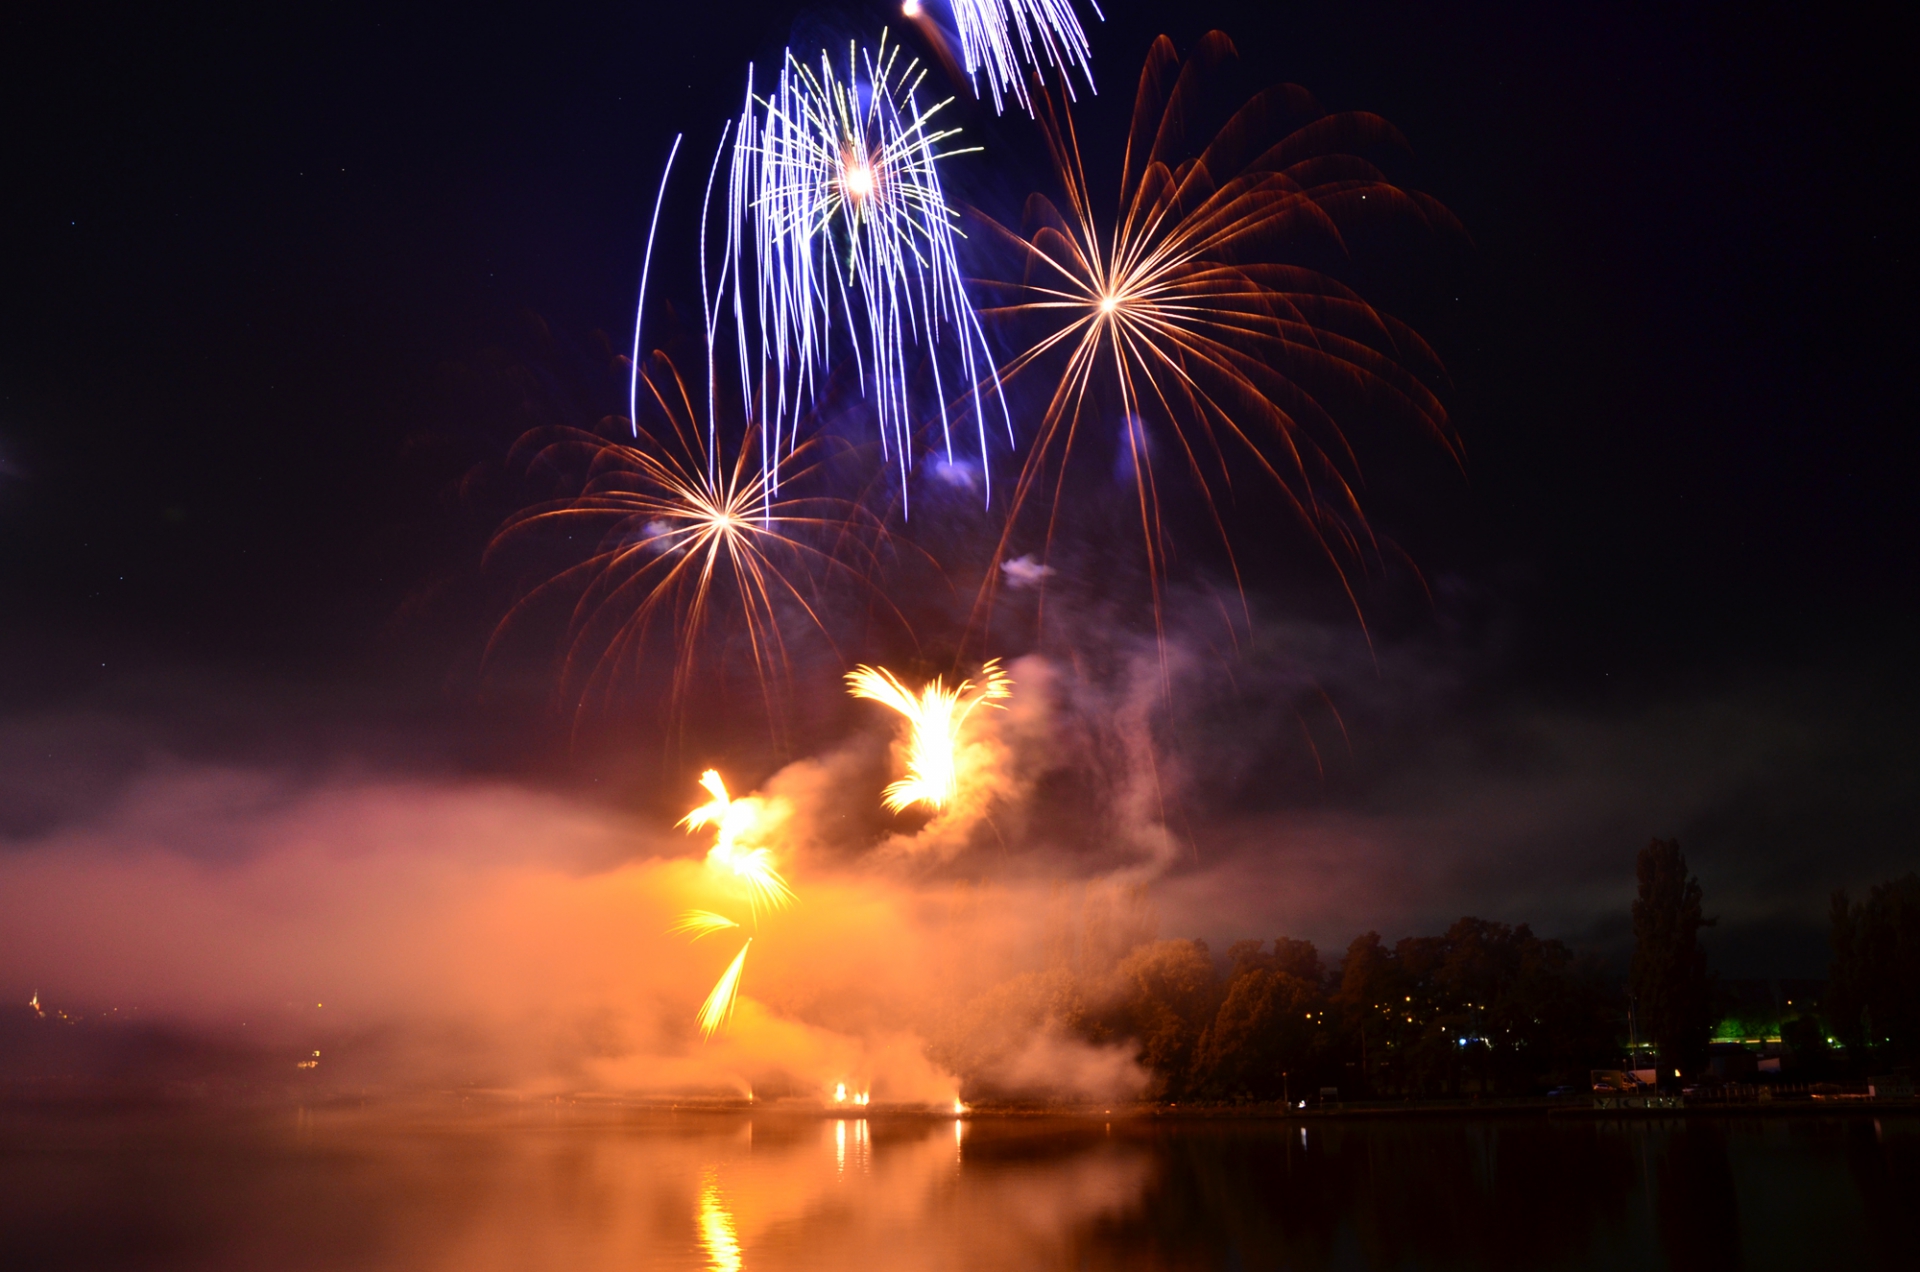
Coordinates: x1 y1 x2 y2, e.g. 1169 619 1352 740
3 1 1914 975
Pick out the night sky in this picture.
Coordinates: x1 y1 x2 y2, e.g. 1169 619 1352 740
4 0 1914 978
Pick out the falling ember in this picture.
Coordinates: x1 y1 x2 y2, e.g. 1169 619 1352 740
846 660 1011 812
670 910 743 939
697 939 753 1040
680 770 796 918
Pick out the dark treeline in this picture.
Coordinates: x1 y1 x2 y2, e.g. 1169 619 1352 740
1827 873 1920 1067
943 847 1920 1104
945 888 1617 1102
1102 918 1618 1100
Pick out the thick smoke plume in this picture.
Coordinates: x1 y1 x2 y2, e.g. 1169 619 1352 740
0 655 1165 1103
5 611 1910 1099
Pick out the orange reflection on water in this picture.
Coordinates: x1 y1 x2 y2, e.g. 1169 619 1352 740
3 1107 1893 1269
696 1170 742 1272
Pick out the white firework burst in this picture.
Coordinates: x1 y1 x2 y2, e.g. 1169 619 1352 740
721 31 1008 507
931 0 1103 116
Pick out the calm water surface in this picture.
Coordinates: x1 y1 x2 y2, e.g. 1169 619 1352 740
3 1105 1912 1270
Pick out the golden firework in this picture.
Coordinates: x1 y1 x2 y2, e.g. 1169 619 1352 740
975 32 1459 629
846 660 1011 812
670 910 743 939
679 769 797 918
487 350 898 729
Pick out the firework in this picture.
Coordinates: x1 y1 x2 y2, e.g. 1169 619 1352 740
697 938 754 1039
724 31 1007 504
846 659 1011 811
975 32 1458 627
669 769 796 1039
670 910 743 939
940 0 1103 116
488 350 898 726
680 769 797 917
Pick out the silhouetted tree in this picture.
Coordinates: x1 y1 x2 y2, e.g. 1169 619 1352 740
1271 937 1325 986
1827 873 1920 1066
1110 939 1219 1098
1333 932 1402 1094
1630 838 1715 1084
1191 950 1324 1100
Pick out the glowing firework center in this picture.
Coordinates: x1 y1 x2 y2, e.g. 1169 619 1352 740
840 155 876 201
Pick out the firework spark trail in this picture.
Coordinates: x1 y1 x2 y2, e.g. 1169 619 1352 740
671 910 743 939
487 350 902 730
724 31 1009 508
680 769 796 919
938 0 1104 116
629 133 682 438
971 32 1459 640
697 938 754 1040
847 660 1011 811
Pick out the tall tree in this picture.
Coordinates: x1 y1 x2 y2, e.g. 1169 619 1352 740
1827 873 1920 1066
1189 939 1328 1100
1630 838 1715 1084
1110 938 1219 1098
1333 932 1401 1094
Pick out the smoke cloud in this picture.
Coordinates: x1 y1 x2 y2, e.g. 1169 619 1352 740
0 655 1164 1103
3 610 1910 1099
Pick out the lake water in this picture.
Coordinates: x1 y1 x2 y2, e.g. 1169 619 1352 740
3 1105 1912 1270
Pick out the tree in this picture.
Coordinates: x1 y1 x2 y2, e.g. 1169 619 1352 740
1333 932 1402 1095
1827 873 1920 1066
1184 939 1328 1100
1109 939 1219 1098
1191 963 1323 1100
1630 838 1715 1084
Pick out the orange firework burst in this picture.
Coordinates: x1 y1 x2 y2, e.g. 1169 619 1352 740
487 349 899 729
846 660 1011 812
975 31 1459 629
673 767 799 1040
679 768 797 919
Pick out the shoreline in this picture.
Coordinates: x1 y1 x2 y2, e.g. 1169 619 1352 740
5 1083 1917 1124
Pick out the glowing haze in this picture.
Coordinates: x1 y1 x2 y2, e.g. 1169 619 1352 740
0 655 1155 1104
